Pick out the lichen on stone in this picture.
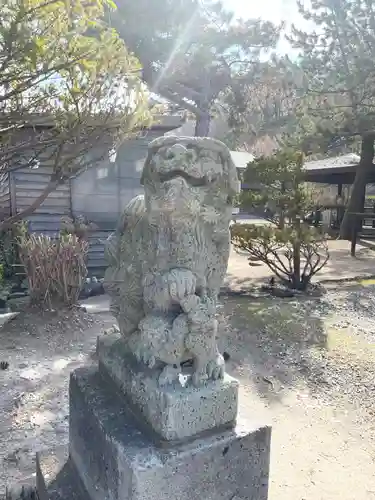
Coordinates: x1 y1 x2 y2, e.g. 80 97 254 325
104 136 239 387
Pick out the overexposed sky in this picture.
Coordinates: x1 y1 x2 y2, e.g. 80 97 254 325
223 0 299 24
222 0 311 55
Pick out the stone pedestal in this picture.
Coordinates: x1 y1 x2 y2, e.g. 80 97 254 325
36 335 272 500
97 334 239 442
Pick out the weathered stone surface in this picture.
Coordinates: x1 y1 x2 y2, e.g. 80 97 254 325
68 366 271 500
36 446 88 500
97 333 239 442
104 136 240 387
2 484 38 500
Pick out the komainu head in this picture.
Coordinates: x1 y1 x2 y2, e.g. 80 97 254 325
140 136 240 227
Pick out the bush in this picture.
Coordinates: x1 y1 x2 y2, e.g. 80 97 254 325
18 233 88 307
0 222 27 280
236 149 330 291
60 214 97 241
0 263 11 304
231 223 329 290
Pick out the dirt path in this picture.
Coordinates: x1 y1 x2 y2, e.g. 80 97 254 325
226 241 375 291
0 308 114 490
219 287 375 500
1 287 375 498
242 389 374 500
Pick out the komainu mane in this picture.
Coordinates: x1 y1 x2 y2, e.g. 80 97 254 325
104 136 239 386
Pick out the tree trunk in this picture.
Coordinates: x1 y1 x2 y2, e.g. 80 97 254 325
194 112 211 137
291 154 303 288
292 239 301 288
0 176 61 231
279 182 286 229
339 135 375 240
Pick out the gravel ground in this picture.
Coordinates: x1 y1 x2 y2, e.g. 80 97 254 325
0 286 375 498
218 283 375 500
0 306 115 491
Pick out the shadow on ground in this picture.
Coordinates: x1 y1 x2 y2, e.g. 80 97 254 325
2 287 375 490
319 245 375 282
0 307 114 489
226 242 375 293
218 294 330 403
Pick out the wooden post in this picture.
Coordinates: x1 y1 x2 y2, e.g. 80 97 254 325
68 177 73 216
350 212 363 257
337 183 344 227
9 171 17 216
351 219 357 257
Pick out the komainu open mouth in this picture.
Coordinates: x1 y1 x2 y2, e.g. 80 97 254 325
158 169 217 187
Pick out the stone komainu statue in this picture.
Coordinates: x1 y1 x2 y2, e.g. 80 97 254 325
104 136 239 386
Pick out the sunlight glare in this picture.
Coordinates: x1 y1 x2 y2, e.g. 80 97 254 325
152 6 200 93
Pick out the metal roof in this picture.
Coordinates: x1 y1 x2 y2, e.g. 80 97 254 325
230 151 255 169
304 154 360 171
303 153 366 184
232 151 369 186
230 150 362 174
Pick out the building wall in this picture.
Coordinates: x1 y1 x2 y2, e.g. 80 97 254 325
6 127 170 275
0 172 11 221
70 131 165 273
167 117 229 141
4 128 71 235
11 165 71 236
70 132 161 222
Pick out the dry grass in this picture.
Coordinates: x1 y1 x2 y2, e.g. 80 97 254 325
18 234 88 307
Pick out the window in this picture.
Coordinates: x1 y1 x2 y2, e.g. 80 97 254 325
96 166 109 179
95 148 118 184
109 147 117 164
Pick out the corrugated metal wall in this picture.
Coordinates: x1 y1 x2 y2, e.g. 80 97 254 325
10 163 111 275
71 131 164 275
0 172 11 221
70 132 160 220
7 129 168 276
11 166 71 235
86 225 113 274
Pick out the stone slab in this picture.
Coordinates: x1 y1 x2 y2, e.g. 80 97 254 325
2 480 37 500
0 312 19 328
68 366 271 500
97 333 239 442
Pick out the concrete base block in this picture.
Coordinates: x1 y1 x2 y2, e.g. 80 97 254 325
97 333 239 442
65 366 271 500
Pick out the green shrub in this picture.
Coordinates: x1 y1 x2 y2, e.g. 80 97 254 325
0 263 11 302
231 222 329 290
236 149 330 290
0 222 27 280
60 214 97 241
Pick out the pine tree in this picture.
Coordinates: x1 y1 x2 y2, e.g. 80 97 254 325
231 150 329 290
289 0 375 239
112 0 281 136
